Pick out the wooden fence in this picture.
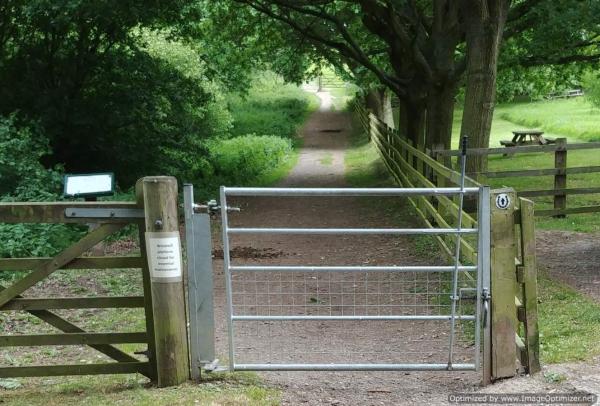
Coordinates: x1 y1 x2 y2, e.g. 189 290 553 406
0 176 189 387
433 139 600 217
356 101 540 382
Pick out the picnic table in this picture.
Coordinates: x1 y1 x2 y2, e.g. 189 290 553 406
500 130 556 148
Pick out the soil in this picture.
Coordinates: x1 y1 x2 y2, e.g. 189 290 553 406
207 92 480 405
536 230 600 302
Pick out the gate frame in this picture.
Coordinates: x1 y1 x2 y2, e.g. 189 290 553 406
212 186 491 373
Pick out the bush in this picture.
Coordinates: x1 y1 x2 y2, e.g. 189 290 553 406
0 115 84 265
228 72 316 139
208 134 292 186
582 71 600 108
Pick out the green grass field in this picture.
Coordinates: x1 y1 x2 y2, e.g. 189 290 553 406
453 98 600 232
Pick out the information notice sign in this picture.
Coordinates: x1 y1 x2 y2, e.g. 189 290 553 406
145 231 183 282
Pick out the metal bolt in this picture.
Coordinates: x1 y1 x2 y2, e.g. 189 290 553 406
154 219 163 229
110 211 115 217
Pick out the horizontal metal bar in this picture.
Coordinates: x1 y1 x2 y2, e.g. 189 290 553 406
65 207 145 219
234 363 476 371
223 187 480 196
229 265 477 272
233 315 476 321
227 227 478 235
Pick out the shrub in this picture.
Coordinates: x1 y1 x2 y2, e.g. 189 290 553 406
208 134 292 186
582 71 600 109
0 115 84 267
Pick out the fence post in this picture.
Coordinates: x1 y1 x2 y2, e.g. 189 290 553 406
136 176 189 387
490 188 518 380
518 197 541 374
554 138 567 217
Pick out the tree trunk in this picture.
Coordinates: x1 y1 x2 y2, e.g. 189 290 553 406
397 99 408 139
460 1 509 175
365 88 395 129
405 101 425 147
425 83 456 152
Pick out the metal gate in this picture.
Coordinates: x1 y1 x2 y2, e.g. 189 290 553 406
185 187 490 371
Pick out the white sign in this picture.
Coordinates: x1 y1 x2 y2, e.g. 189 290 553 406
495 193 511 210
145 232 183 281
64 173 113 196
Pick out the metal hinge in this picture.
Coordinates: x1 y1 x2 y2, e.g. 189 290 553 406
65 207 145 219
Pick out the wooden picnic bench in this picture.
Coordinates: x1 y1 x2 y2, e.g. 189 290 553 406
500 130 556 156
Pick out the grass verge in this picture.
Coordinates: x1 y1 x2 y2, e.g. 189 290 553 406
0 373 279 406
537 272 600 364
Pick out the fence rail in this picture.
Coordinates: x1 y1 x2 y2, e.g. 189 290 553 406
355 101 540 382
433 138 600 216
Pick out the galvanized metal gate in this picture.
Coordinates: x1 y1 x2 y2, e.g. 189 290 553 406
185 185 491 375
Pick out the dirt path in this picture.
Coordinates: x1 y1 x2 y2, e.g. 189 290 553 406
210 93 483 405
536 230 600 302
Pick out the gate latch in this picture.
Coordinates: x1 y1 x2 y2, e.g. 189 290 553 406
482 288 491 328
192 200 240 214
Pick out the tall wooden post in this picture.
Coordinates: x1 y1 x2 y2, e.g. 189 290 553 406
553 138 567 217
136 176 189 387
490 188 517 379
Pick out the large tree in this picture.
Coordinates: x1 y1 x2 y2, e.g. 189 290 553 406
215 0 600 173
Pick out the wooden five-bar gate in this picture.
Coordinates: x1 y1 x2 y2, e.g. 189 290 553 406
0 177 189 387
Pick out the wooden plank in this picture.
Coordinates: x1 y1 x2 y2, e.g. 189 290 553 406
554 138 567 215
0 256 144 271
136 176 189 387
138 225 157 382
0 283 148 374
433 141 600 157
482 168 558 178
519 197 541 374
490 189 518 379
0 332 147 346
0 202 141 224
1 296 145 310
518 187 600 197
371 135 477 265
368 114 480 187
535 205 600 216
0 223 124 308
515 334 528 368
371 133 478 229
483 165 600 179
0 362 150 378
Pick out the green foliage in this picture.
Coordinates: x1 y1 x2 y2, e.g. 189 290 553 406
496 65 583 102
582 71 600 109
0 115 84 280
207 135 292 186
0 2 227 187
227 72 317 139
0 115 62 199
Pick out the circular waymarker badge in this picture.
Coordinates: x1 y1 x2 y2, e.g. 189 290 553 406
495 193 511 210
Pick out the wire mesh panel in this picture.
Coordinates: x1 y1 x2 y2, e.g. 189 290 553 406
218 187 490 372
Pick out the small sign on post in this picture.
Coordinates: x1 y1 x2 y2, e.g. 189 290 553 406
145 232 183 282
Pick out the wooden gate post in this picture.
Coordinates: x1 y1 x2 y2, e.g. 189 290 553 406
136 176 189 387
490 188 518 379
